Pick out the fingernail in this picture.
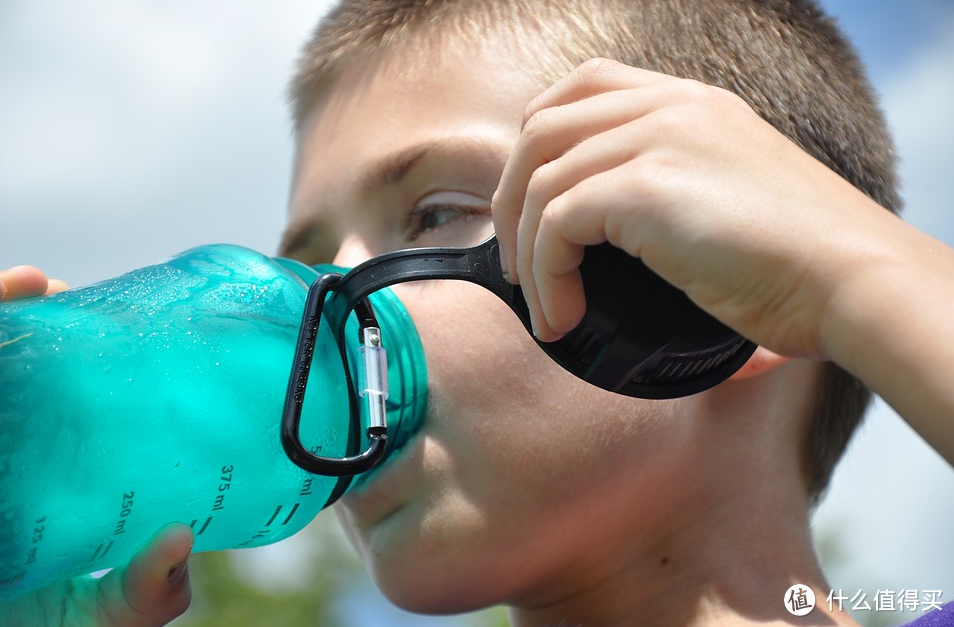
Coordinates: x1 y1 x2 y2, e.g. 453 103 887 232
167 559 189 586
494 241 510 278
530 317 541 339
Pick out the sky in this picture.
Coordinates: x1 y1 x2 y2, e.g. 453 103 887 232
1 2 953 626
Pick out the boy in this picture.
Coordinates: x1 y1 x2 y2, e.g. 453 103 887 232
5 0 953 625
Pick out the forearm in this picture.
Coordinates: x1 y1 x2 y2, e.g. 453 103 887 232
819 205 954 466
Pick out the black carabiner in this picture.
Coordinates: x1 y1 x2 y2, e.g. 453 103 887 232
281 272 388 477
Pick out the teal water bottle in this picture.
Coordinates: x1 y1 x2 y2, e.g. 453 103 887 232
0 244 427 600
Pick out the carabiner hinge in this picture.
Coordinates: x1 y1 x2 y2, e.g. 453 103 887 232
357 326 389 433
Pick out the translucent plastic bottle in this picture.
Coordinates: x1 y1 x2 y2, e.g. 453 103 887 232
0 244 427 600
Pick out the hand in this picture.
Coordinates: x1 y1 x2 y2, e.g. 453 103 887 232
0 265 69 300
3 524 193 627
1 268 194 626
492 58 889 359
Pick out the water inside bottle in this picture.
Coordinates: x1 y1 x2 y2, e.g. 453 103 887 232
0 246 352 597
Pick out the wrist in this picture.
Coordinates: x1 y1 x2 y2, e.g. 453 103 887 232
818 206 954 389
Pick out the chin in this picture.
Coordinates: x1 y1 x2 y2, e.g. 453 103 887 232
356 523 516 616
370 566 503 616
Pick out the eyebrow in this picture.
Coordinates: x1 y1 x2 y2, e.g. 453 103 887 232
278 214 333 260
280 138 508 259
278 144 439 259
360 142 439 190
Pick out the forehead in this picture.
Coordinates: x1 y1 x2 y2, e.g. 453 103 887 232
287 39 546 215
289 16 575 181
301 37 546 148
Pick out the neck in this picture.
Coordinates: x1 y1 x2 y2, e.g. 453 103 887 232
507 371 856 627
508 490 852 627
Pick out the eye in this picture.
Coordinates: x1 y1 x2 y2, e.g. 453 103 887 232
404 191 492 246
407 204 480 237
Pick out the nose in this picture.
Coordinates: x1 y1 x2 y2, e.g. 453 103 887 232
332 235 375 270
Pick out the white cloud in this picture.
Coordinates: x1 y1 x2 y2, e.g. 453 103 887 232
0 1 332 213
0 1 337 284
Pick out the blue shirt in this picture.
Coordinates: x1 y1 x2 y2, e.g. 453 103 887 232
901 603 954 626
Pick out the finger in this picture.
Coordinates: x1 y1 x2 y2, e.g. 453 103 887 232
533 165 654 340
522 59 670 126
532 226 586 342
96 523 194 627
533 198 592 340
531 193 608 341
45 279 70 295
515 114 657 337
512 137 620 336
0 266 50 301
494 84 668 282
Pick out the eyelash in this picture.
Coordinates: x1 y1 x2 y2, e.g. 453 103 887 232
404 203 488 242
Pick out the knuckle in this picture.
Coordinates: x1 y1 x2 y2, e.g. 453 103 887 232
719 87 757 115
646 102 686 136
544 186 571 216
675 77 714 104
539 197 561 230
526 161 559 199
539 189 575 236
574 57 619 83
521 106 554 140
675 78 749 114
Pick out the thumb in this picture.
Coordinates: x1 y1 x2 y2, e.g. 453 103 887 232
95 523 194 626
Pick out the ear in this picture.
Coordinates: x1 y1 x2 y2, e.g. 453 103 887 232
730 346 790 380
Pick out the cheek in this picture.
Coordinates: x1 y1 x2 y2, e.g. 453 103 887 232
400 280 563 434
395 280 683 485
359 281 701 612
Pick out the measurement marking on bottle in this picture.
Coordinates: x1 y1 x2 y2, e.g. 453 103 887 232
190 517 213 536
264 503 301 528
113 491 135 536
26 516 47 564
90 541 114 562
282 503 300 525
300 477 314 496
239 527 271 548
212 465 233 511
0 571 25 596
265 505 283 528
237 502 302 548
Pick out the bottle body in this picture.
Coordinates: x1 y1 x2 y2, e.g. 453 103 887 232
0 245 427 599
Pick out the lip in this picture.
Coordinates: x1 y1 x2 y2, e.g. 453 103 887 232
340 429 426 526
